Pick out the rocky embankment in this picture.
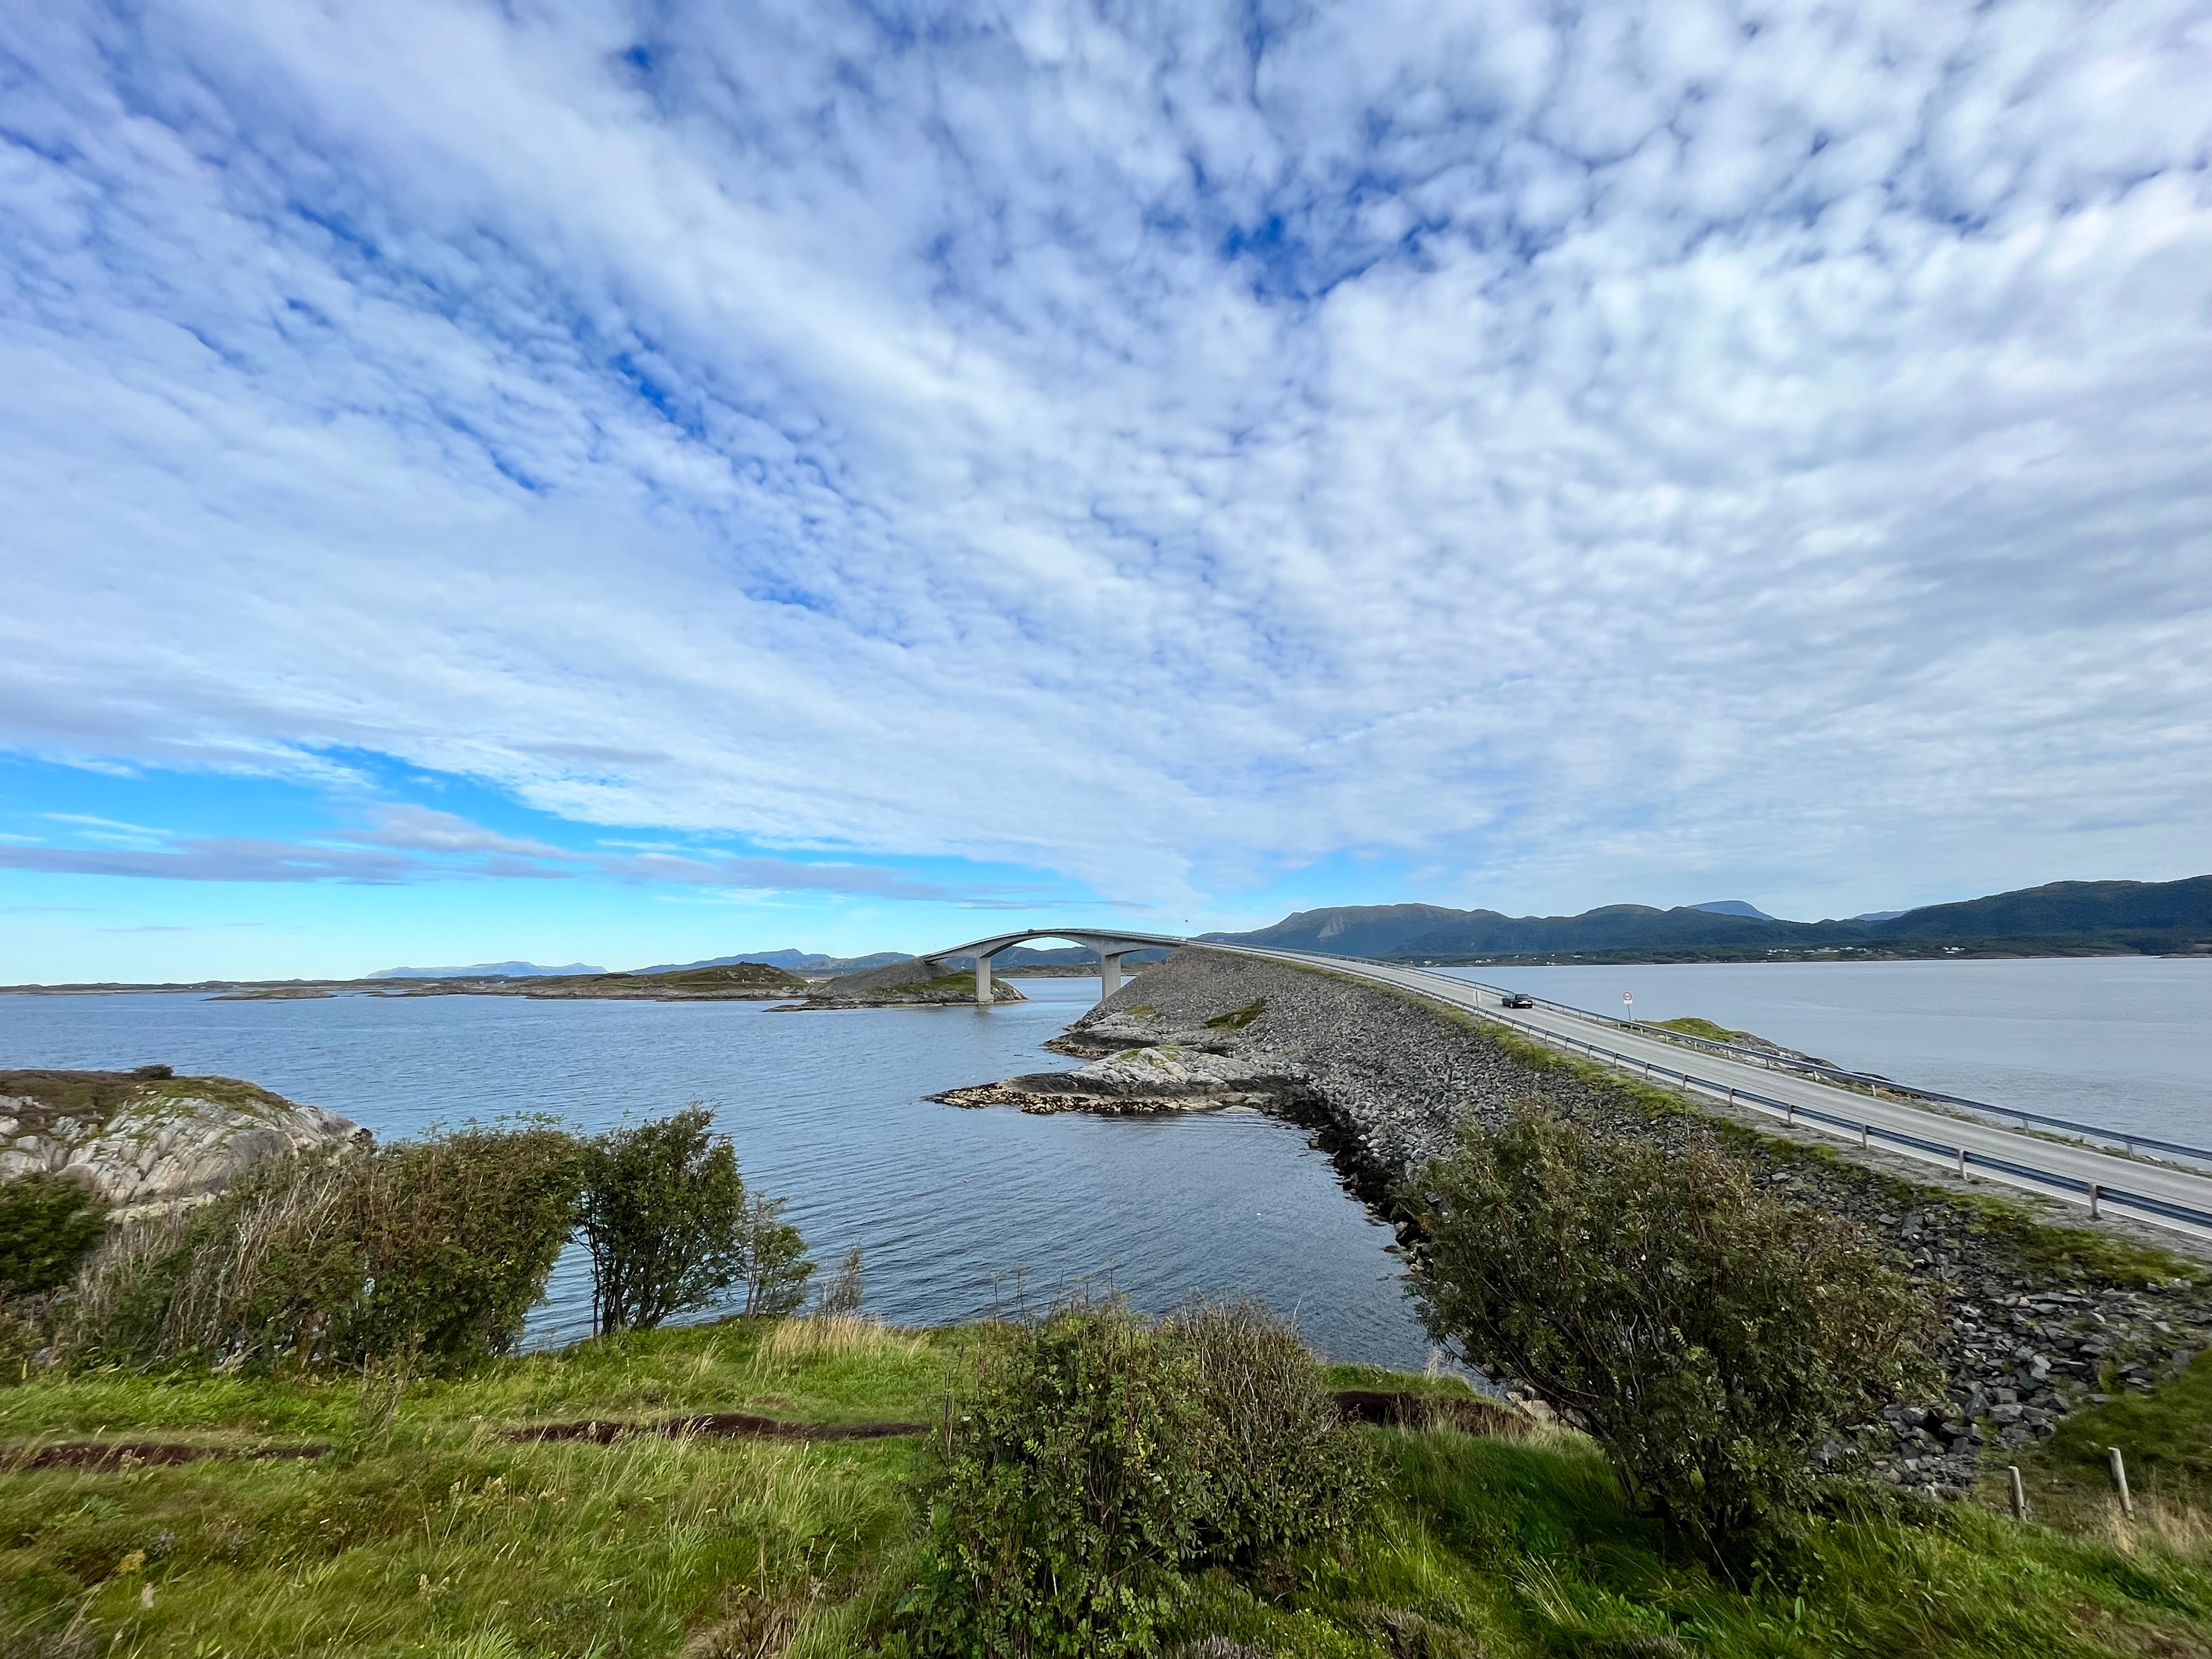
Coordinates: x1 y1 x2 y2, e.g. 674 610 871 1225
785 958 1028 1010
0 1067 370 1215
983 947 2212 1496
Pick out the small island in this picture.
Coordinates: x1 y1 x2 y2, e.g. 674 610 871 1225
781 957 1028 1009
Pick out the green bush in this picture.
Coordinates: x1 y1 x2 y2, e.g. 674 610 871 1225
0 1173 108 1297
578 1107 751 1334
903 1301 1209 1658
69 1126 584 1376
1406 1104 1938 1555
899 1298 1373 1657
740 1191 814 1318
1168 1298 1376 1567
336 1125 584 1367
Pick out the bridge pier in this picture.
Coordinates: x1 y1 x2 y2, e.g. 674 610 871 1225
975 952 997 1006
1099 950 1126 1004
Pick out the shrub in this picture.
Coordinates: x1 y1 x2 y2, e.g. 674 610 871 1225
740 1192 814 1318
900 1298 1373 1657
817 1247 865 1317
904 1301 1210 1658
337 1125 584 1367
1168 1298 1376 1566
0 1173 108 1297
577 1107 751 1334
68 1126 584 1375
1406 1104 1939 1554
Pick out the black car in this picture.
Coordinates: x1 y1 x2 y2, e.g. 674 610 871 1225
1501 992 1536 1009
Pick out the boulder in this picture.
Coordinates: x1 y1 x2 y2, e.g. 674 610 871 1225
0 1069 370 1212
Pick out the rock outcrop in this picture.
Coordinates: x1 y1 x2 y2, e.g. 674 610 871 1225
934 1044 1316 1114
0 1068 371 1213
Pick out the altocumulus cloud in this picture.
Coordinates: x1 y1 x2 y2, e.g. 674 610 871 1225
0 0 2207 916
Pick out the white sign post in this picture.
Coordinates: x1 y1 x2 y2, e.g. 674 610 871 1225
1622 992 1633 1024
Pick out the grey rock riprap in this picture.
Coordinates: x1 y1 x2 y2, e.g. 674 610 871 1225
1019 948 2212 1495
0 1069 371 1214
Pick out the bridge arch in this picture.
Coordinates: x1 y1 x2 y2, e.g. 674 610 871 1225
922 927 1191 1005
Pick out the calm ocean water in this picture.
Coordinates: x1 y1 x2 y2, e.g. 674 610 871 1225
5 956 2203 1357
0 978 1430 1362
1437 956 2210 1147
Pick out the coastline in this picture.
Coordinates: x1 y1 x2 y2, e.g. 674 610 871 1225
950 945 2212 1496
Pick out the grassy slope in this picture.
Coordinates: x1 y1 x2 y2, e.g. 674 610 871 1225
1653 1015 1741 1043
6 1324 2212 1658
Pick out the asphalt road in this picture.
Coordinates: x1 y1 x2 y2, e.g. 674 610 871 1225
1207 944 2212 1245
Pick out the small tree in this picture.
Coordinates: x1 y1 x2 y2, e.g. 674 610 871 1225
0 1173 109 1298
342 1126 584 1366
1167 1299 1375 1567
818 1247 865 1317
1407 1104 1938 1554
578 1108 752 1334
741 1192 815 1318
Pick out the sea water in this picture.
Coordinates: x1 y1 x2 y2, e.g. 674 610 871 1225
0 978 1430 1360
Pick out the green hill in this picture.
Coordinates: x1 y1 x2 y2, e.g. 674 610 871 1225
1207 875 2212 962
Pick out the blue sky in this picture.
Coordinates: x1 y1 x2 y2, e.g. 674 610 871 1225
3 0 2209 981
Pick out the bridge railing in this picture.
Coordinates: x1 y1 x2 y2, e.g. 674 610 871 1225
1440 993 2212 1239
1198 942 2212 1241
1395 966 2212 1169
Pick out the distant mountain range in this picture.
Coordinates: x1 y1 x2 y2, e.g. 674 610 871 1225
632 949 911 975
1204 876 2212 963
368 960 608 979
1689 900 1779 921
366 876 2210 984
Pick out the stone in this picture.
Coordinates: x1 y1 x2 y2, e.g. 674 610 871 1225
0 1069 369 1214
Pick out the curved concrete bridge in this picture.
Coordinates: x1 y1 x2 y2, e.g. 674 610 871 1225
922 927 1191 1004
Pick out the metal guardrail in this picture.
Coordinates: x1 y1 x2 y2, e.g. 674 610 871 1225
1441 993 2212 1238
1407 968 2212 1168
1199 941 2212 1238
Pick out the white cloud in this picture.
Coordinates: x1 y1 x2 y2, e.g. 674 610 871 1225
0 0 2206 919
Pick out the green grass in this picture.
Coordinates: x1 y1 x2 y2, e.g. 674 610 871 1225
1205 999 1270 1031
0 1319 967 1658
627 964 808 993
1164 1427 2212 1658
1998 1350 2212 1539
872 972 996 996
9 1322 2212 1657
1654 1016 1742 1043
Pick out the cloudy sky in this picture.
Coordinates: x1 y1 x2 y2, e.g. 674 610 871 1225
3 0 2208 980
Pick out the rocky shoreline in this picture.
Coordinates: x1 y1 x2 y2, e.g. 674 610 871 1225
957 946 2212 1497
934 1044 1317 1114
